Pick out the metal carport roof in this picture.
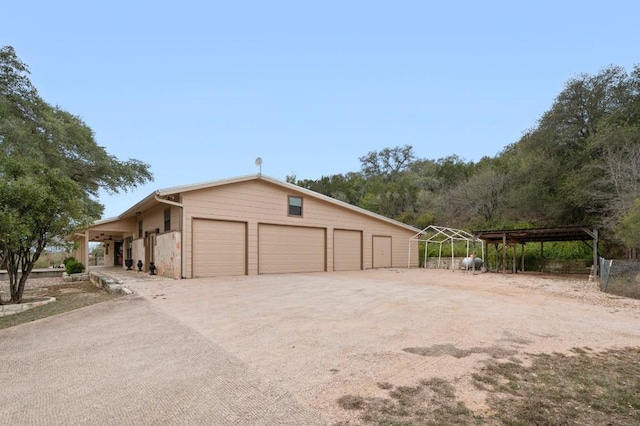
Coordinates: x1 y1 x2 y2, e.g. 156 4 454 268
473 226 599 276
474 226 597 244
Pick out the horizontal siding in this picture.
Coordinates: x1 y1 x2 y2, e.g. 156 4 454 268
364 218 419 269
183 181 365 229
139 206 165 237
180 179 418 277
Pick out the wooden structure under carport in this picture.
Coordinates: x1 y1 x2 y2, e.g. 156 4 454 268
473 226 599 276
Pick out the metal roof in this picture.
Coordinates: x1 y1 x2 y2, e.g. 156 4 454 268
474 226 597 244
103 174 422 234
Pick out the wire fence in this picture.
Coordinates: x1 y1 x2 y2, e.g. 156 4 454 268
599 257 640 299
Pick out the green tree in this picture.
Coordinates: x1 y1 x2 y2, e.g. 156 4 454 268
502 66 635 227
0 46 153 303
358 174 419 220
0 156 87 303
446 166 507 227
295 172 366 205
435 155 473 188
359 145 415 180
290 64 640 250
615 198 640 250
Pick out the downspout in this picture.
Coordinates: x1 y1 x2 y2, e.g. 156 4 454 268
154 194 185 279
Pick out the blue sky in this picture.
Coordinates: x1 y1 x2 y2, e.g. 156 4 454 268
2 1 638 218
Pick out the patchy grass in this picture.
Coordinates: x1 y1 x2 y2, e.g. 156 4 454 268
0 281 122 330
404 344 517 359
476 347 640 425
337 377 480 425
337 395 366 410
336 347 640 425
605 279 640 300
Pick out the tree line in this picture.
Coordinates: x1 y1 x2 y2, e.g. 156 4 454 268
289 65 640 258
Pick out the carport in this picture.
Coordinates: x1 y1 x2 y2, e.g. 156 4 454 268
474 226 599 277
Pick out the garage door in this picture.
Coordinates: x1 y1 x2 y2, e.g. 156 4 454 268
373 236 392 268
259 224 325 274
193 219 246 277
333 229 362 271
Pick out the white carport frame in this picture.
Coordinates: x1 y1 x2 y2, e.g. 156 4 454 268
408 225 485 270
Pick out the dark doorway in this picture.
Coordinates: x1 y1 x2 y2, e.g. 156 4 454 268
114 241 123 266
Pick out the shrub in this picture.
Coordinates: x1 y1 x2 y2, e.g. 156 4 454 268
65 260 85 275
63 257 77 267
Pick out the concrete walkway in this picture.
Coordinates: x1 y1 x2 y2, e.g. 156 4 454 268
0 279 326 425
89 265 171 284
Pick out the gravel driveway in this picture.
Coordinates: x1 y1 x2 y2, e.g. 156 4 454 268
3 268 640 425
125 269 640 423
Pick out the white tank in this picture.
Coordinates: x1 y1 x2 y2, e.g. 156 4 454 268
461 256 484 269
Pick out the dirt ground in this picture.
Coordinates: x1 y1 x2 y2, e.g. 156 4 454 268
124 268 640 424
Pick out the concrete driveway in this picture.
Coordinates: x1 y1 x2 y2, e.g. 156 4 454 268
1 289 325 425
3 268 640 425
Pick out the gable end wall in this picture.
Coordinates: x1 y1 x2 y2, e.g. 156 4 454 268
181 179 418 278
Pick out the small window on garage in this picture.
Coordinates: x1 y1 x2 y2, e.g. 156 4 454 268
164 208 171 231
138 220 143 238
288 196 303 217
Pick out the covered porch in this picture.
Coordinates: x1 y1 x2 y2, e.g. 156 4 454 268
74 217 134 270
73 189 183 280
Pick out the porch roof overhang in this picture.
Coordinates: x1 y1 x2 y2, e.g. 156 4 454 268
85 191 177 243
120 193 161 220
83 216 134 244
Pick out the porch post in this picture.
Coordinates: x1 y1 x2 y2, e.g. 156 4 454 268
502 233 507 274
84 230 90 269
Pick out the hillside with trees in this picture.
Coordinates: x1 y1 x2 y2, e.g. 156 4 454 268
290 65 640 258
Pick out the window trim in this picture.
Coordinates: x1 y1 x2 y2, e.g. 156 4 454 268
126 237 133 260
288 195 303 217
164 208 171 232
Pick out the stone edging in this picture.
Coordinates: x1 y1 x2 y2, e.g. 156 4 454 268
0 297 56 317
63 272 90 282
88 271 132 295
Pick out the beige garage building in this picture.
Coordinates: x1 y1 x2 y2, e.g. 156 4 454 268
76 175 420 279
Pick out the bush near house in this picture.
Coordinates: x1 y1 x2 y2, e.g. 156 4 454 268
65 260 85 275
